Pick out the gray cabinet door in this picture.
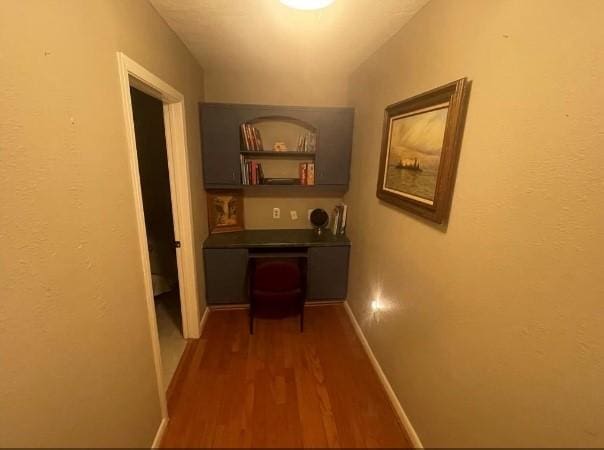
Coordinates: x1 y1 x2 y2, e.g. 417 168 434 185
307 246 350 300
200 104 242 186
203 248 248 304
315 109 354 186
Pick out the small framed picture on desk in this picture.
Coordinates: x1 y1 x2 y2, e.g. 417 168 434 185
207 190 245 234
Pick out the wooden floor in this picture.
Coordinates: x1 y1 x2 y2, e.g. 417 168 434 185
161 304 411 448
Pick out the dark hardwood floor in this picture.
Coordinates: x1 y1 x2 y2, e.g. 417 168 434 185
161 304 411 448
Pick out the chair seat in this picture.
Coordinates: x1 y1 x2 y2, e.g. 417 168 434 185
249 258 305 334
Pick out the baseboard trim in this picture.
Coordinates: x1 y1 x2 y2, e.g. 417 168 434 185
208 303 249 311
199 306 210 334
306 299 345 307
207 300 344 311
151 417 168 448
343 301 423 449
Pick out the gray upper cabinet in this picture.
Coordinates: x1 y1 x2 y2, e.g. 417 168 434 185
200 104 243 185
199 103 354 189
314 108 354 186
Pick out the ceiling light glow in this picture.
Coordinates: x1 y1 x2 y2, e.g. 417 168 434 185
280 0 335 11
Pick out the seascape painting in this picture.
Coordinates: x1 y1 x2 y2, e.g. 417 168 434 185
383 104 449 205
376 78 468 223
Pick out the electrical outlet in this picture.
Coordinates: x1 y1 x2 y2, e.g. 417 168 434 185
272 207 280 219
290 210 298 220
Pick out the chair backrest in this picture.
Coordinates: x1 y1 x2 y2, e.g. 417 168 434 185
252 259 301 292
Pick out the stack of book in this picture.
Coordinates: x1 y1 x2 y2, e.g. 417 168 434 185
299 162 315 185
331 203 348 235
240 156 264 185
240 123 264 151
296 132 316 153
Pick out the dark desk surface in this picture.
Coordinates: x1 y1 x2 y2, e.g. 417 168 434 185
203 229 350 249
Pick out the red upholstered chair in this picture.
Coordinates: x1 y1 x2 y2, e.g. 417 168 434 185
249 258 305 334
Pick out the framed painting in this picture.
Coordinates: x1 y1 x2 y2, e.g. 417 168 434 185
206 190 245 233
376 78 469 224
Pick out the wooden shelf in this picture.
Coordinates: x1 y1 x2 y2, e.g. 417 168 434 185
240 150 316 158
243 183 306 188
205 184 347 195
242 184 347 194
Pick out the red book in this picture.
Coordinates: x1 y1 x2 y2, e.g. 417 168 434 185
307 163 315 185
300 163 307 185
246 124 253 150
240 124 247 150
250 125 258 151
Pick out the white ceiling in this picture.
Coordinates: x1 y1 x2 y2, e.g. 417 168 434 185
149 0 430 77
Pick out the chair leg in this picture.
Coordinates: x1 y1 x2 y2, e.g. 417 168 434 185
249 303 254 335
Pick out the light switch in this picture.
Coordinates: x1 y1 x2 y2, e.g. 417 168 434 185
272 207 280 219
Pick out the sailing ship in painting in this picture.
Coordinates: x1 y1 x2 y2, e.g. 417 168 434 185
396 157 422 172
383 105 449 204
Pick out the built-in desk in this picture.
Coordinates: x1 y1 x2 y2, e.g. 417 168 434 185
203 229 350 305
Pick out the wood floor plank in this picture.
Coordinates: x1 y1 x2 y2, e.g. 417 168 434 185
161 304 411 448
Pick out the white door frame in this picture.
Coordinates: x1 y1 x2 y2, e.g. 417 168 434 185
116 52 201 418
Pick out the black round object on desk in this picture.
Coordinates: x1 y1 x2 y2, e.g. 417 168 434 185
310 208 329 235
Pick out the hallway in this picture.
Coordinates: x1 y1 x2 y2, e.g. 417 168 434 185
161 305 411 448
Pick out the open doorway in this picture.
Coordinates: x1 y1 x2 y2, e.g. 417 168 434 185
117 53 202 429
130 87 185 388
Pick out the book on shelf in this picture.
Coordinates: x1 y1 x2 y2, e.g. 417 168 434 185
240 154 246 184
299 163 307 185
298 162 315 185
331 203 348 235
240 123 264 151
240 124 251 151
258 163 264 182
307 162 315 185
331 205 340 235
339 203 348 234
253 127 263 151
240 157 265 185
296 131 317 153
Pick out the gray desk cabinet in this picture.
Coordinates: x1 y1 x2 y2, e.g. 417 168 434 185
203 229 350 305
307 246 350 300
203 248 248 304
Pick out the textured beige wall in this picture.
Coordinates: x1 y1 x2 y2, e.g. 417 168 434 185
206 70 347 229
346 0 604 447
0 1 206 447
243 192 343 230
205 69 349 107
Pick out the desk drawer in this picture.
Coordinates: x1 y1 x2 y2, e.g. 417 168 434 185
204 248 249 304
